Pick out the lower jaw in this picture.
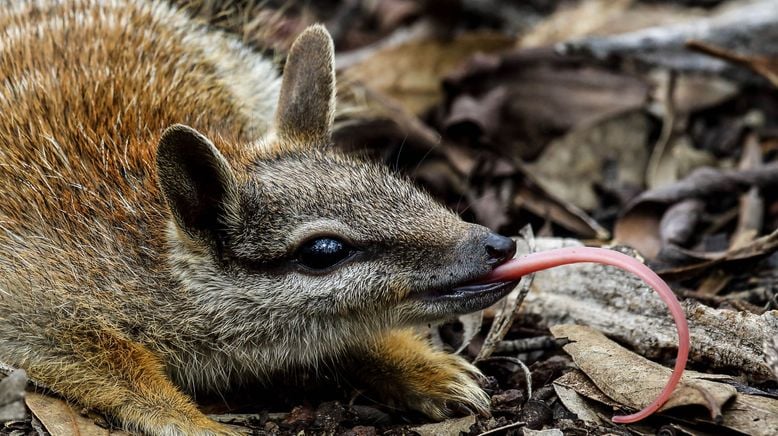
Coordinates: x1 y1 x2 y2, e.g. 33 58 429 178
417 281 520 315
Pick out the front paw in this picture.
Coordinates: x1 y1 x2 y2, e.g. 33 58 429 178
399 352 490 420
154 418 246 436
357 329 491 420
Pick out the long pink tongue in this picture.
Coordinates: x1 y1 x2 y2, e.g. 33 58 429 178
484 246 690 424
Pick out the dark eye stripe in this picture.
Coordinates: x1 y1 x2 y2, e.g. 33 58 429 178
297 237 353 270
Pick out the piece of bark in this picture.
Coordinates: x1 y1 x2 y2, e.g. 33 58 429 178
558 0 778 81
0 369 27 422
766 335 778 381
520 238 778 381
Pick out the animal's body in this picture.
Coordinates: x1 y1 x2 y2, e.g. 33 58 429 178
0 1 518 434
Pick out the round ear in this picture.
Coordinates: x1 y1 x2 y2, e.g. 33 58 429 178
156 124 238 239
275 24 336 149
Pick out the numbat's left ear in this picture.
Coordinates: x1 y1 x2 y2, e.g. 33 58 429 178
275 24 336 149
156 124 238 240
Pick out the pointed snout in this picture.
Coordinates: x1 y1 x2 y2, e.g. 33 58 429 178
484 232 516 266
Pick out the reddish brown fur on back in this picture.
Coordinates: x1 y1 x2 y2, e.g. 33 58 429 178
0 0 279 319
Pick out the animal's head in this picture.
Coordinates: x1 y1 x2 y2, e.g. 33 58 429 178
156 25 516 346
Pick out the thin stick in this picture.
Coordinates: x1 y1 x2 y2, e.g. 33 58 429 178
480 356 533 402
477 420 526 436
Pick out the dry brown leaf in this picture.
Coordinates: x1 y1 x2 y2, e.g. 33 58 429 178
25 392 128 436
553 370 622 410
428 310 483 356
552 382 605 424
658 228 778 278
732 134 764 248
696 135 764 295
335 81 441 154
454 310 484 355
550 325 736 418
646 136 718 190
718 394 778 435
613 203 663 260
342 32 514 115
466 184 512 232
411 414 476 436
514 166 609 240
648 73 739 116
443 86 508 144
526 112 649 211
659 198 705 247
444 48 649 160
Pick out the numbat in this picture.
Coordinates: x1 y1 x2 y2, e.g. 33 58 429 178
0 1 520 434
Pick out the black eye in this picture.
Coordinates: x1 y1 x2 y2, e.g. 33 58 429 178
296 237 353 270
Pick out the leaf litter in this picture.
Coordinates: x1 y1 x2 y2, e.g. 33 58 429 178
4 0 778 435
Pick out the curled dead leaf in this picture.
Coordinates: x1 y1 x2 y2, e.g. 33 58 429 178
25 392 128 436
550 324 736 419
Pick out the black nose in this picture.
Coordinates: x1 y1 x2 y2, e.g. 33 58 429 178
485 233 516 265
